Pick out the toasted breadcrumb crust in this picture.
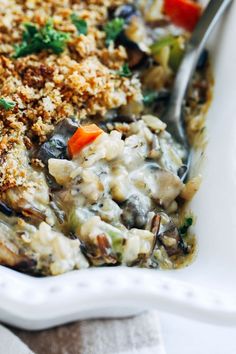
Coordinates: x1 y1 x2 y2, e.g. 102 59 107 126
0 0 140 191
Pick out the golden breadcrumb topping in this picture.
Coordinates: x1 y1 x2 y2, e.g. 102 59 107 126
0 0 141 191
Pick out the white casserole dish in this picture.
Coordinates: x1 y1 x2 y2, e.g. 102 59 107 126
1 0 236 330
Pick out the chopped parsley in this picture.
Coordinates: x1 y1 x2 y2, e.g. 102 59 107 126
71 13 88 35
143 91 159 106
104 18 125 47
116 63 132 77
0 98 16 110
179 217 193 237
13 20 70 58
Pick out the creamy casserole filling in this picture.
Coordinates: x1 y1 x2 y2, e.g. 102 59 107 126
0 0 211 275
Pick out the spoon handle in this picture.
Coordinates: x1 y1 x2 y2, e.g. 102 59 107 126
167 0 232 126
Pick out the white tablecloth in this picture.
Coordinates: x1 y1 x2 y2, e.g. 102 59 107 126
160 313 236 354
1 312 236 354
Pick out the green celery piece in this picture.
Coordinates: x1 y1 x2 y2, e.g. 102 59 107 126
101 223 125 254
150 35 184 72
71 13 88 35
150 35 176 55
169 40 184 71
68 208 93 234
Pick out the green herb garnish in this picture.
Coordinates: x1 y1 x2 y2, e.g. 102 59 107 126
143 91 159 106
116 63 132 77
0 98 16 110
104 18 125 46
13 20 70 58
71 13 88 35
179 217 193 237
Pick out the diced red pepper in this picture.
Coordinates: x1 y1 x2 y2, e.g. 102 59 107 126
164 0 202 32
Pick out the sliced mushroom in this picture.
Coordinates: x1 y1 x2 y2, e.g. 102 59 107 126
0 201 14 217
117 32 148 68
113 4 138 22
54 118 78 137
49 201 66 224
150 213 161 252
177 165 188 180
153 90 170 115
17 199 46 222
37 118 78 164
147 19 170 28
121 195 149 229
129 48 149 68
115 13 150 69
35 118 79 190
151 214 161 235
0 242 36 272
0 195 46 223
158 220 181 256
80 235 118 266
151 213 189 257
37 137 68 164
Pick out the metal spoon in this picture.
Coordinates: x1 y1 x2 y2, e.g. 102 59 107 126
162 0 232 180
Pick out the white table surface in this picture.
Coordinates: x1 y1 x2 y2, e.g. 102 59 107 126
159 313 236 354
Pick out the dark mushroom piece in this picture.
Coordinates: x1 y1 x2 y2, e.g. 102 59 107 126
0 201 14 217
117 32 149 69
153 90 171 116
37 137 67 164
12 258 37 274
162 222 188 256
113 4 138 22
45 173 62 192
16 198 47 223
151 213 161 252
143 89 171 117
35 118 78 190
0 198 45 224
151 213 189 257
128 253 149 267
49 201 66 224
158 220 182 256
36 118 78 164
147 19 170 28
177 165 188 180
0 241 36 273
54 117 78 137
121 195 149 229
80 235 118 266
112 7 149 69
